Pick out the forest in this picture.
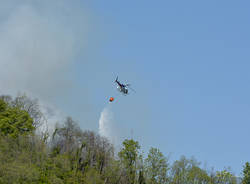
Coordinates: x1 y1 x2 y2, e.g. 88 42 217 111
0 94 249 184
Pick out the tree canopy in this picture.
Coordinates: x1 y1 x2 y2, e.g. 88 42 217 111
0 98 34 138
0 94 245 183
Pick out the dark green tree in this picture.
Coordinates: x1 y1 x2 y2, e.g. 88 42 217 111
1 94 44 128
215 169 237 184
170 156 208 184
0 99 34 138
145 147 169 184
243 162 250 184
138 170 146 184
119 139 140 184
187 165 210 184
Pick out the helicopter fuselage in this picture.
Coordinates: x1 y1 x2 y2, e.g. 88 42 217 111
115 77 129 95
117 85 128 94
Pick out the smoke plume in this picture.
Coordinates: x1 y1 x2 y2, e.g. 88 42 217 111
0 1 88 129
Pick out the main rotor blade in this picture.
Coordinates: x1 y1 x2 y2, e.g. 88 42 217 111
127 86 136 93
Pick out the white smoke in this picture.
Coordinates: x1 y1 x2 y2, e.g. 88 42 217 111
38 100 66 135
99 105 119 146
0 3 82 97
0 1 88 131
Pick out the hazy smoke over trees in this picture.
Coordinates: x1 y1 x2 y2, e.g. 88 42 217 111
0 1 87 97
0 1 88 128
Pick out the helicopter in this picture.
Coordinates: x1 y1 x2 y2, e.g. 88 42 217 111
115 76 135 95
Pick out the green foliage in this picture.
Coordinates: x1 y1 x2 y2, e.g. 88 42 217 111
0 135 41 183
170 156 213 184
187 166 210 184
0 99 34 138
171 156 192 184
145 147 169 184
243 162 250 184
0 161 40 184
84 168 104 184
215 169 237 184
119 139 140 167
138 170 146 184
0 98 7 112
0 93 246 184
119 139 140 184
102 160 123 184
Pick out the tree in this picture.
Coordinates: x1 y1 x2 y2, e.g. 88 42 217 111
170 156 208 184
145 147 169 184
138 170 146 184
119 139 140 184
84 168 104 184
187 165 210 184
52 117 83 154
102 160 123 184
242 162 250 184
171 156 191 184
0 99 35 138
1 94 44 128
215 169 237 184
77 130 114 175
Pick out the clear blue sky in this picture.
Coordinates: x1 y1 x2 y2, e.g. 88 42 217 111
69 0 250 175
1 0 249 176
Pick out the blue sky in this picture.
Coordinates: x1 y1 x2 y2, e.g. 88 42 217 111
72 0 250 175
1 0 250 176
